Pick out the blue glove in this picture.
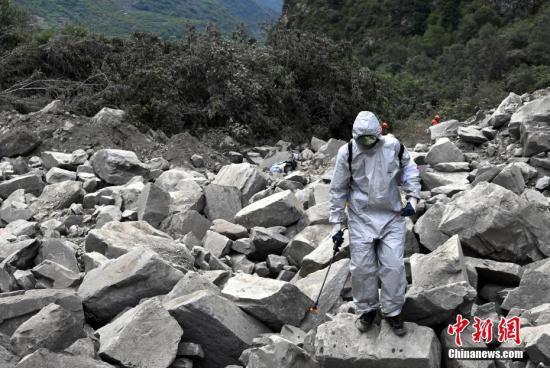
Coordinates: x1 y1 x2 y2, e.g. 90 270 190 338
400 202 416 217
332 229 345 252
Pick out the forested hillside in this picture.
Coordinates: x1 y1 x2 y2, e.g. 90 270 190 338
14 0 283 38
283 0 550 121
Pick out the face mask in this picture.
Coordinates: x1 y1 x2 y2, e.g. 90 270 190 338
357 135 378 148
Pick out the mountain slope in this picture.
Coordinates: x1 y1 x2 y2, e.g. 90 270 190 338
15 0 283 37
283 0 550 120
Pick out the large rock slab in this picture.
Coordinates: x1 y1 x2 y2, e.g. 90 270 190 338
165 290 270 368
168 179 205 213
438 182 550 262
249 226 290 261
97 298 182 368
0 189 33 223
11 303 84 356
221 273 313 329
502 258 550 311
0 129 40 158
0 173 44 199
458 126 489 144
429 119 464 141
403 235 477 326
136 183 170 228
85 221 194 270
522 323 550 365
161 210 212 239
155 168 201 192
464 257 522 286
30 181 83 213
491 163 525 194
510 95 550 156
283 224 332 266
240 335 318 368
234 190 303 229
16 348 115 367
0 289 83 336
420 169 469 191
37 238 79 273
78 249 183 323
90 149 149 185
426 138 465 166
314 313 441 368
488 92 523 128
294 259 349 331
204 183 242 221
213 163 267 204
414 203 449 250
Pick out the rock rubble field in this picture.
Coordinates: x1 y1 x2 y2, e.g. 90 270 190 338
0 89 550 367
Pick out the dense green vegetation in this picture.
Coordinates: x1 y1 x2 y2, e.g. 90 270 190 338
0 0 386 144
14 0 282 38
284 0 550 122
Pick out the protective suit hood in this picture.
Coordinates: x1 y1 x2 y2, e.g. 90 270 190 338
352 111 381 139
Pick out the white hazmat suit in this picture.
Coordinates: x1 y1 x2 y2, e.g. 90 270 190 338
329 111 421 317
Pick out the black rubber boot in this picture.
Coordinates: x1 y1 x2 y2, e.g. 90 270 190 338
386 314 407 336
355 310 377 332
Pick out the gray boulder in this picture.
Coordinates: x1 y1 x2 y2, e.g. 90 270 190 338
165 290 270 368
155 168 201 192
210 219 248 240
240 335 318 368
86 221 194 270
429 119 464 141
168 179 205 214
78 249 183 323
234 190 303 229
202 230 233 258
283 224 332 266
31 260 80 289
510 95 550 156
41 151 74 170
438 182 550 262
45 168 77 184
521 323 550 365
403 235 477 325
15 348 114 368
11 303 84 356
426 138 465 166
314 313 441 368
204 183 242 221
0 289 82 336
163 271 220 302
30 181 83 213
502 258 550 311
464 257 522 286
0 173 44 199
420 169 469 191
97 298 182 368
161 210 212 239
90 149 149 185
221 273 313 329
489 92 523 128
0 189 32 223
137 183 170 228
92 107 126 125
213 163 267 204
491 164 525 194
37 238 79 273
0 129 40 158
249 226 290 261
458 126 489 144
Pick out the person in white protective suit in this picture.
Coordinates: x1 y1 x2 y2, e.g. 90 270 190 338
329 111 421 336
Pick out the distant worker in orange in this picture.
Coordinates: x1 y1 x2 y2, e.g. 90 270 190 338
381 121 390 135
431 114 442 126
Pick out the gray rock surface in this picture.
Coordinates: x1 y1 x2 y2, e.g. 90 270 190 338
213 163 267 204
165 290 270 368
16 348 115 368
137 183 170 227
97 298 182 368
403 235 477 325
78 249 183 323
86 221 194 269
221 273 313 329
314 313 441 368
11 302 84 356
0 173 44 199
204 183 242 221
234 190 303 229
90 149 149 185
